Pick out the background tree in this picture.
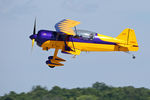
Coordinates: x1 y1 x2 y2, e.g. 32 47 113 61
77 95 98 100
1 82 150 100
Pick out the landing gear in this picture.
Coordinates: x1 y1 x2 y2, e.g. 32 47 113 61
48 66 55 68
46 48 65 68
132 55 136 59
124 52 136 59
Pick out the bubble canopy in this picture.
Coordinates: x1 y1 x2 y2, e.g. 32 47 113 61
74 29 97 40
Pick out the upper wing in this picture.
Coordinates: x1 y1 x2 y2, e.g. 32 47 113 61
55 19 80 36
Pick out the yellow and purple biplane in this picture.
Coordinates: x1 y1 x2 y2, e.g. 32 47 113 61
29 19 139 68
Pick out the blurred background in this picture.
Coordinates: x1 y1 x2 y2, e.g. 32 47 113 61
0 0 150 96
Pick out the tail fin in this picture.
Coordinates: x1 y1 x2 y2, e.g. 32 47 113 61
116 28 139 51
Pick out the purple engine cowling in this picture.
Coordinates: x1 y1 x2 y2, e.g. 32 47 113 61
29 30 57 46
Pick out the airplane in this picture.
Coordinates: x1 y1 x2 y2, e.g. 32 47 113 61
29 19 139 68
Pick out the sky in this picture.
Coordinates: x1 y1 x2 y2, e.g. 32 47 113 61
0 0 150 96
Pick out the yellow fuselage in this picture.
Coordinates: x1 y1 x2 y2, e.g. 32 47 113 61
41 33 138 53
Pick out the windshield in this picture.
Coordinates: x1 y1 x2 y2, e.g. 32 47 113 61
75 29 96 40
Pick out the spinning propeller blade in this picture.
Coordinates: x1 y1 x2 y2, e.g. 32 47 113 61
32 39 35 48
31 18 36 51
33 18 36 35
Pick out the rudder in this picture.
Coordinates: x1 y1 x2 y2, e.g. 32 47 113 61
116 28 139 51
116 28 138 46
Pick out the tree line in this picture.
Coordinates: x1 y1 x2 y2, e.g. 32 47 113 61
1 82 150 100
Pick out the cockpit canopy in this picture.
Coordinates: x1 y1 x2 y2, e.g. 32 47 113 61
75 29 96 40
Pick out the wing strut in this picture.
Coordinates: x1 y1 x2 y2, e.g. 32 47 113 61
74 26 78 34
70 26 78 52
71 36 75 52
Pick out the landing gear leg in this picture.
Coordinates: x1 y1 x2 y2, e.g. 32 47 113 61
46 48 59 68
53 48 59 60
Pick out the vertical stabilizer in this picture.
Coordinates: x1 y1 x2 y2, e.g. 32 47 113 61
116 28 139 51
116 28 138 46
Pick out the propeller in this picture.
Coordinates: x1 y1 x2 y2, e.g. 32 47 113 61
31 18 36 52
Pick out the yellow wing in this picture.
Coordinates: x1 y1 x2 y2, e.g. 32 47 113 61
55 19 80 35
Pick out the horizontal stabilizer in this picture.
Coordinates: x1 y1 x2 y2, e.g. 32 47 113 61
117 44 138 48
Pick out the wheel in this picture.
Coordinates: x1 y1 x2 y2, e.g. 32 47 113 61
132 55 136 59
48 66 55 68
48 56 53 60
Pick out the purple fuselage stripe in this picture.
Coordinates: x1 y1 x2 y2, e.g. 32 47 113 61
29 30 116 47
